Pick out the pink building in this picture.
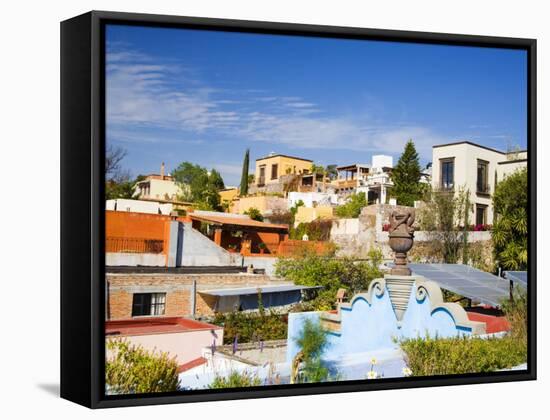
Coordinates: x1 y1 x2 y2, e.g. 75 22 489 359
105 317 224 370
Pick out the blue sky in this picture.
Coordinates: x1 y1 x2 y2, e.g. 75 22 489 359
106 24 527 186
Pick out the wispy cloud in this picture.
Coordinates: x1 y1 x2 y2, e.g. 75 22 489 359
106 44 448 161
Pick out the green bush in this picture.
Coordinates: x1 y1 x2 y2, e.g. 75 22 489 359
209 370 261 389
105 339 180 394
244 207 264 221
294 318 330 383
290 219 333 241
400 334 526 376
335 192 367 218
211 308 288 344
276 248 383 310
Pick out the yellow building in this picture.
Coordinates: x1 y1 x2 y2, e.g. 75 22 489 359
255 154 312 187
219 187 239 210
135 162 184 201
294 206 334 225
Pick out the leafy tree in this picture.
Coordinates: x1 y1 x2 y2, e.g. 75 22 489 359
209 371 261 389
419 186 472 263
391 139 425 206
492 168 527 270
244 207 264 221
105 177 137 200
105 339 180 394
172 162 225 210
240 148 250 196
209 168 225 190
335 192 367 218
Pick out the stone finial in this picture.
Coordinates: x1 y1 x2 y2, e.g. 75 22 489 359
388 209 415 276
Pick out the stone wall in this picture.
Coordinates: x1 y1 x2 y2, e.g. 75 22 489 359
107 272 290 320
330 204 494 263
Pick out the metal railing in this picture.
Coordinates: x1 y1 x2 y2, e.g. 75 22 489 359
106 237 164 254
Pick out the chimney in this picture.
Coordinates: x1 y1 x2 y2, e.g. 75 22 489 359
160 162 165 178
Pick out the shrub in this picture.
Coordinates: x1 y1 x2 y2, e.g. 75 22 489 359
400 334 526 376
293 318 330 383
276 247 383 310
211 308 288 344
105 339 180 394
244 207 264 221
291 219 333 241
501 287 528 344
209 371 261 389
335 192 367 218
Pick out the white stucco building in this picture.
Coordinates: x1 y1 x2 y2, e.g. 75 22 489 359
135 162 186 201
431 141 527 225
333 155 394 204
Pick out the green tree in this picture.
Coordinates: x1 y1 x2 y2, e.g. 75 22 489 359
335 192 367 218
105 339 180 394
172 162 225 210
240 148 250 196
419 186 472 263
492 168 528 270
391 139 425 206
244 207 264 221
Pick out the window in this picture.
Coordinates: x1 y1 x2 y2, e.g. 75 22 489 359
132 293 166 316
477 159 489 194
440 158 454 190
475 204 487 226
271 163 278 180
258 165 266 186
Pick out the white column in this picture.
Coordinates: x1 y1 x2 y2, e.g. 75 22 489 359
381 185 387 205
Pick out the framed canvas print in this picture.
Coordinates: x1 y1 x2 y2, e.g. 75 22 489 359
60 10 536 408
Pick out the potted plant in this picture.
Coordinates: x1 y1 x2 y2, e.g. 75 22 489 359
258 242 267 255
227 244 238 253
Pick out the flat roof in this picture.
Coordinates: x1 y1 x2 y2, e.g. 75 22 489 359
433 141 506 155
336 164 370 171
256 154 312 162
105 317 222 337
189 213 289 230
498 159 528 165
199 284 321 297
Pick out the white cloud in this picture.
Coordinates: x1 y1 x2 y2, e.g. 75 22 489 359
106 45 448 161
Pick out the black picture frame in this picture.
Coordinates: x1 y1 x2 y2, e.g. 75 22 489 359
60 10 537 409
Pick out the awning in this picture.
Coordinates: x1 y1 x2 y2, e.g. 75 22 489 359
199 284 321 297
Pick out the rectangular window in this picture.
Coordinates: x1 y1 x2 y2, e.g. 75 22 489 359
271 163 278 180
132 293 166 316
440 158 454 190
477 160 489 194
475 204 487 226
258 165 266 186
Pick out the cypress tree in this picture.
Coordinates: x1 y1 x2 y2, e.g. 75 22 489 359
240 148 250 196
390 139 423 206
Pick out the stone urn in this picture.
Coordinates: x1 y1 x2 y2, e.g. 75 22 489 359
388 209 415 276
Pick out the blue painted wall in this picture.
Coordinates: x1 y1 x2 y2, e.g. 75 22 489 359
286 280 471 363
